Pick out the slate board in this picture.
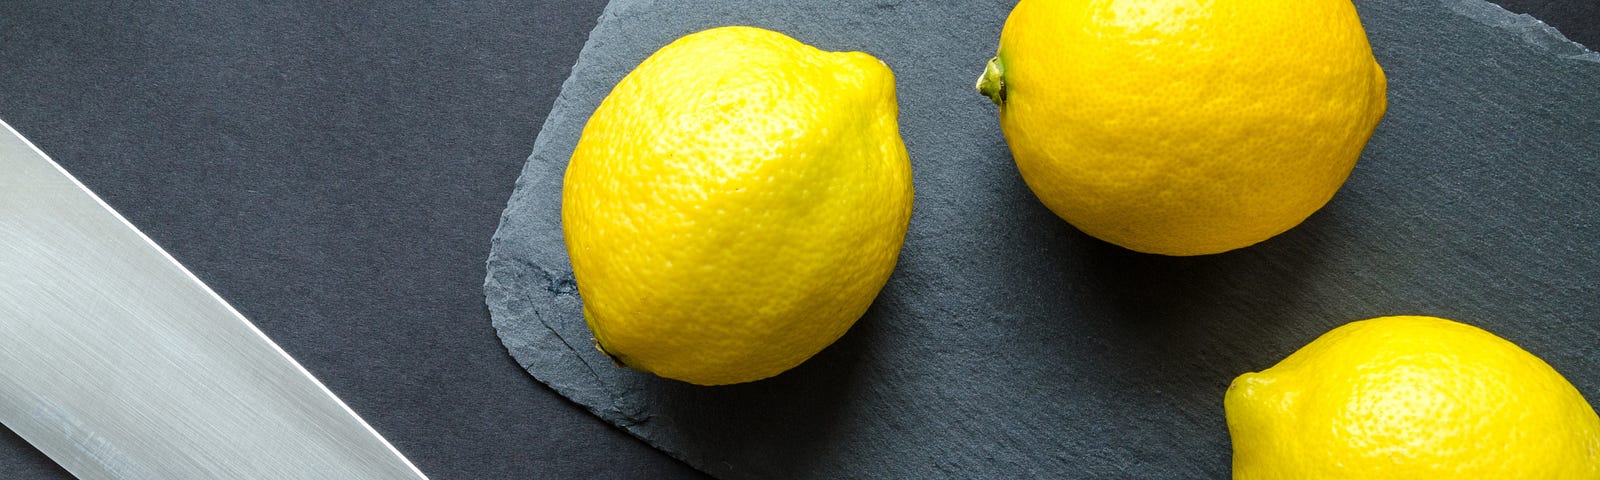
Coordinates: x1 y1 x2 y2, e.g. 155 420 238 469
484 1 1600 477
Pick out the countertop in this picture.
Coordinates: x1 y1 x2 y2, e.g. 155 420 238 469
0 1 1594 478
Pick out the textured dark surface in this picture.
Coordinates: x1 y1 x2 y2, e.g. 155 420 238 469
1493 0 1599 48
0 2 703 479
486 0 1600 478
0 0 1591 479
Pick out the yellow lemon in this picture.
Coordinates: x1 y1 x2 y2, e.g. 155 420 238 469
561 26 912 386
1226 316 1600 478
977 0 1388 255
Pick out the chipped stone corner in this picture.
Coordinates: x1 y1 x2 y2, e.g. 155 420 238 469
1442 0 1600 62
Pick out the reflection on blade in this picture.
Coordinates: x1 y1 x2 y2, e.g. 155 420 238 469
0 119 428 480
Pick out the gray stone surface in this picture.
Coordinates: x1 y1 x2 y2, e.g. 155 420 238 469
0 2 706 478
485 1 1599 477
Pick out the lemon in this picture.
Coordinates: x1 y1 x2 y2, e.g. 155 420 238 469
1226 316 1600 478
561 26 912 386
977 0 1388 255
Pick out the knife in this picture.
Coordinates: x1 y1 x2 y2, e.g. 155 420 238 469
0 118 428 479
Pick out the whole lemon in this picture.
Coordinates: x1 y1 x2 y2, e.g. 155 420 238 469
561 26 912 386
1226 316 1600 479
977 0 1388 255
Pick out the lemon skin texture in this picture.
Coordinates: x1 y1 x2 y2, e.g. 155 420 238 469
561 26 912 386
981 0 1388 255
1226 316 1600 479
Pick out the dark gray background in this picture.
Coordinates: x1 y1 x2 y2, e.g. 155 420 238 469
0 1 1593 479
488 0 1599 478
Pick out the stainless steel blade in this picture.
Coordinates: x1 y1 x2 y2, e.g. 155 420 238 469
0 119 428 480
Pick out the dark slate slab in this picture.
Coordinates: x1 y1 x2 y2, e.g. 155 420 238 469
0 2 705 478
485 1 1599 477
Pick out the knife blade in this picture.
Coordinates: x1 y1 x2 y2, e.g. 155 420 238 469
0 118 428 479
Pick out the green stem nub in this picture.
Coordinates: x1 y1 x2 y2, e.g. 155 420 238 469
976 56 1006 107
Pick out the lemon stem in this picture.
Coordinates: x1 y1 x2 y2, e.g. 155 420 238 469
976 56 1006 107
584 307 631 368
595 342 628 368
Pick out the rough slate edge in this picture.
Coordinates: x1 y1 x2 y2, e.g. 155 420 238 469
486 3 1024 477
1448 0 1600 61
485 1 1599 478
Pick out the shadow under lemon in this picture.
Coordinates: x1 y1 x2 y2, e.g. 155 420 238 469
629 287 893 479
971 153 1354 473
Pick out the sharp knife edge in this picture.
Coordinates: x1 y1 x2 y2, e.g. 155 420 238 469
0 118 428 479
